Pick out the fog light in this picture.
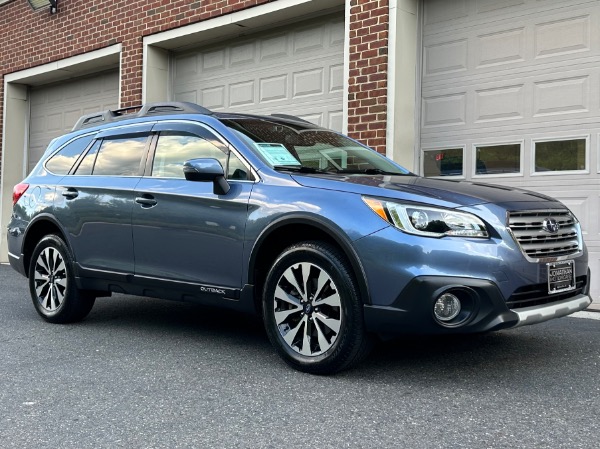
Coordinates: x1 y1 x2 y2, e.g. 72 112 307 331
434 293 461 321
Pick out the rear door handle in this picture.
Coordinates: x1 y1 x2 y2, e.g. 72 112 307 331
62 188 79 199
135 194 157 207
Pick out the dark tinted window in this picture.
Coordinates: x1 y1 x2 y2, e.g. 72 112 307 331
475 144 521 175
152 132 227 178
534 139 586 172
152 131 251 180
227 152 251 180
93 136 148 176
223 118 408 175
423 148 463 177
74 140 101 175
46 134 95 175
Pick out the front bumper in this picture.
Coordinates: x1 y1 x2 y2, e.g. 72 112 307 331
510 294 591 328
363 275 591 338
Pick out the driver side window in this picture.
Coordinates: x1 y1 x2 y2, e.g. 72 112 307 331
152 132 226 178
151 131 252 180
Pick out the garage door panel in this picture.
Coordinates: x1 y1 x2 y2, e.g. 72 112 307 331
230 42 255 63
28 71 119 172
64 109 82 127
475 84 525 123
422 66 600 139
201 50 226 72
423 2 600 85
174 55 198 77
423 39 469 77
260 34 289 62
533 75 589 117
424 0 468 26
476 0 525 15
173 13 344 131
476 27 526 68
534 14 591 59
174 91 198 105
421 0 600 301
260 75 287 103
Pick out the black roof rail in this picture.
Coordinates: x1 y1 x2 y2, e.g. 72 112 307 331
71 105 139 131
72 102 213 131
139 102 212 116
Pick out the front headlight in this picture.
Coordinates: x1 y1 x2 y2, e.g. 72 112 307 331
363 197 489 238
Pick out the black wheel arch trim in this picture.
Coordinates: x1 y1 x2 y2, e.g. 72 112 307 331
247 213 372 305
21 214 73 266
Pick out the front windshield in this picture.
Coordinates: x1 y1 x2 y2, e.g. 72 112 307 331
222 118 410 175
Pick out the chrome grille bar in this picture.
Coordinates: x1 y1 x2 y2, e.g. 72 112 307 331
507 210 582 260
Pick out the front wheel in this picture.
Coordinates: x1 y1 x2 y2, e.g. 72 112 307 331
262 241 371 374
28 235 95 323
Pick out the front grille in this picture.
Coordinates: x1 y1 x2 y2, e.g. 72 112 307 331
508 210 581 260
506 276 587 310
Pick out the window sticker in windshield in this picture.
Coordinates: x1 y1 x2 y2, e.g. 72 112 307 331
255 143 301 166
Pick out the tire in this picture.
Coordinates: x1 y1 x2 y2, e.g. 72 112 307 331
28 235 95 323
262 241 372 374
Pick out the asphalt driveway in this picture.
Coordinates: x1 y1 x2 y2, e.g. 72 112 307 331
0 264 598 449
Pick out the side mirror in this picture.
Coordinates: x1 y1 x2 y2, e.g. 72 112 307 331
183 158 230 195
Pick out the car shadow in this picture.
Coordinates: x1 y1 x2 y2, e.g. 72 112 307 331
76 293 593 383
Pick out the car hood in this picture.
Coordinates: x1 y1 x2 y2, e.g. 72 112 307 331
290 173 560 208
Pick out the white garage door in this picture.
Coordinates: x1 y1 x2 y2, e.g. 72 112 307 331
172 13 345 131
29 71 119 172
420 0 600 303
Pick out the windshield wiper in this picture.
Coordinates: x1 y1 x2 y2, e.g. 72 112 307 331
335 168 408 175
272 165 322 173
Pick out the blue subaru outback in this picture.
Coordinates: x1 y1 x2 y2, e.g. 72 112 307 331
8 102 592 373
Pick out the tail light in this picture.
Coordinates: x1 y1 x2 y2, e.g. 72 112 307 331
13 183 29 205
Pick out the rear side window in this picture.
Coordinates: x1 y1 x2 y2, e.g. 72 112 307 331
73 136 148 176
45 134 95 175
74 140 101 175
93 136 148 176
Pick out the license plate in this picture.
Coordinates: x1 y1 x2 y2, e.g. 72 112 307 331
547 260 575 294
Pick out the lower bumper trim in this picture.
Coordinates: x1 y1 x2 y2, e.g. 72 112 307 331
511 294 592 328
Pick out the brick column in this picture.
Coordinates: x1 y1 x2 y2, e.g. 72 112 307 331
347 0 389 155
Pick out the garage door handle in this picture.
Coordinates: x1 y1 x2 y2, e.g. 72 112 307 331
62 188 78 199
135 195 157 207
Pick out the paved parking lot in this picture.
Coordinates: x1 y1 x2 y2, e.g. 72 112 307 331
0 264 598 448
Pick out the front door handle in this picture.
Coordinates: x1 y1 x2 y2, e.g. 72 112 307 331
135 194 157 208
62 188 78 199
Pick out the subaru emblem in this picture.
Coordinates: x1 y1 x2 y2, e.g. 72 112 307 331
542 218 559 234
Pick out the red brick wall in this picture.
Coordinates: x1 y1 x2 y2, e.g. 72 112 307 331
347 0 389 154
0 0 390 173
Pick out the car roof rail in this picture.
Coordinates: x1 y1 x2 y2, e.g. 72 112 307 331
139 102 212 116
72 102 213 131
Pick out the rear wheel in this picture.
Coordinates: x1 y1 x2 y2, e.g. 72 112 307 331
262 241 371 374
28 235 95 323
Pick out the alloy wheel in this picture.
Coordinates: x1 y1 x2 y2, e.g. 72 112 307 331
33 247 67 312
273 262 342 356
